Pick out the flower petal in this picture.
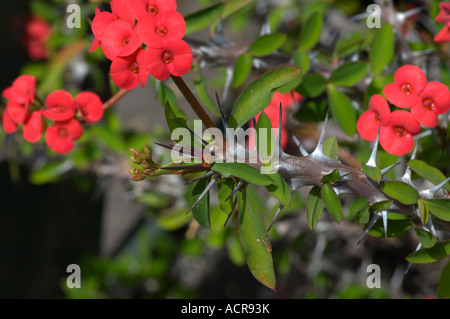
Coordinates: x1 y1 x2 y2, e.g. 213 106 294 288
75 92 104 124
45 126 74 154
44 90 76 121
368 94 390 125
23 110 43 143
2 110 17 134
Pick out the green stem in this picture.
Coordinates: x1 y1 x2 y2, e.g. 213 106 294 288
103 89 129 111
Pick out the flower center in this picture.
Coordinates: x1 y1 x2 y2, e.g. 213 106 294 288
122 36 130 47
394 127 407 137
400 83 413 95
155 26 168 38
129 62 139 73
422 97 435 111
57 127 69 139
162 50 174 64
56 105 66 113
374 112 380 123
146 4 158 16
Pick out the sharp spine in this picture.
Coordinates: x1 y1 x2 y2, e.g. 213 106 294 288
186 175 218 215
288 129 308 156
267 204 284 232
225 180 245 202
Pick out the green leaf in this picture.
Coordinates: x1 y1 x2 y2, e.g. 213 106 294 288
417 199 429 225
232 53 253 87
438 260 450 299
414 228 437 249
422 199 450 222
256 111 275 160
321 184 342 223
228 66 302 129
212 163 273 186
367 218 411 238
369 200 393 212
307 186 324 229
249 33 287 57
293 50 311 74
408 159 450 192
164 101 189 144
30 160 74 185
326 84 356 136
218 179 236 213
266 173 292 206
329 62 368 86
406 240 450 263
185 2 226 35
324 137 339 161
298 11 323 51
379 181 419 205
297 73 326 98
238 188 276 290
295 99 328 122
361 163 382 182
321 169 340 184
370 23 394 75
191 178 211 228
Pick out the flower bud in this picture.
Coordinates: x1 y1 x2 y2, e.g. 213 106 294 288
131 174 146 181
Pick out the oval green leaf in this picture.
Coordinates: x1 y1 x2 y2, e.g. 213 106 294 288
297 73 326 98
191 178 211 228
326 84 357 136
256 111 275 160
379 181 419 205
298 11 323 51
422 199 450 222
249 33 287 57
266 173 292 206
232 53 253 88
321 184 342 223
212 163 273 186
228 66 302 129
414 228 437 249
370 23 394 75
238 188 276 290
329 62 368 86
406 240 450 264
307 186 324 229
185 2 226 35
408 159 450 192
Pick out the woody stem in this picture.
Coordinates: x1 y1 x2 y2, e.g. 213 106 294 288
103 89 130 111
170 75 216 130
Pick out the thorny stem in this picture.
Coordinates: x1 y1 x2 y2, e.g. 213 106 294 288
103 89 130 111
170 75 216 130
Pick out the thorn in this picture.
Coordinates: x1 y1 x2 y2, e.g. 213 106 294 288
420 177 450 199
402 140 419 184
259 16 271 36
366 125 381 167
161 164 206 170
185 171 215 185
215 91 228 130
186 175 218 215
382 210 388 239
288 129 308 156
357 213 381 245
427 217 438 239
225 180 245 202
187 127 208 146
223 197 238 227
312 109 329 158
380 162 400 176
267 204 284 232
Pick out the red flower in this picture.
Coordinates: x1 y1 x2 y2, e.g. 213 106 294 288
110 48 148 89
2 109 18 134
410 81 450 128
23 110 44 143
383 65 427 109
5 99 29 124
89 8 114 52
100 20 142 60
75 92 104 124
380 110 421 156
23 16 51 60
434 25 450 43
45 118 83 154
269 91 302 110
130 0 177 21
435 3 450 24
6 75 36 105
43 90 76 121
110 0 136 24
138 10 186 48
144 39 192 81
357 94 391 141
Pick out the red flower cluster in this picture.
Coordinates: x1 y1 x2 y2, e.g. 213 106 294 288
23 15 51 60
434 3 450 42
248 91 302 150
1 75 104 154
90 0 192 88
357 65 450 156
